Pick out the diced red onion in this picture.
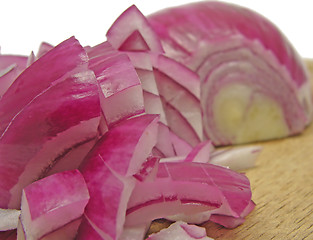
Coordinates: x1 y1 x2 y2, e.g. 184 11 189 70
126 162 252 227
0 36 90 136
160 140 213 163
107 5 163 53
152 54 202 147
106 7 184 158
210 145 262 171
78 114 159 240
0 37 101 209
17 170 89 239
87 42 145 129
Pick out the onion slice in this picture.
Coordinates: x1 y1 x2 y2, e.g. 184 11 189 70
152 54 202 147
87 41 144 130
17 170 89 240
125 161 252 227
107 5 163 53
78 114 159 240
210 145 262 171
0 37 101 209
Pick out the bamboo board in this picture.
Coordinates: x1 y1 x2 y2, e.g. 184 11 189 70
148 61 313 239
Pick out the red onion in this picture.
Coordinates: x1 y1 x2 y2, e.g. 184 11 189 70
106 5 163 53
87 41 145 130
148 1 312 145
78 115 159 240
2 2 299 238
17 170 89 239
126 162 253 227
0 37 101 209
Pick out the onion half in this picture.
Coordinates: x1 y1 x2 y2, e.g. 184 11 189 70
148 1 312 145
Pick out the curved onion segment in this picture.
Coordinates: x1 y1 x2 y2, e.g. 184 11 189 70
78 114 159 240
160 140 213 164
87 41 144 128
152 55 202 147
106 6 177 157
147 221 213 240
0 37 101 209
106 5 163 52
210 145 262 171
0 37 89 136
125 162 252 227
17 170 89 240
148 1 312 145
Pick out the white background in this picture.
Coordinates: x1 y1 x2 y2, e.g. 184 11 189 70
1 0 312 58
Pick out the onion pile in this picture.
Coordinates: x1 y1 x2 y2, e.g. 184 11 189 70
0 1 310 239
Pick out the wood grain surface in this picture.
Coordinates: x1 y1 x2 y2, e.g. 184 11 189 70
147 61 313 240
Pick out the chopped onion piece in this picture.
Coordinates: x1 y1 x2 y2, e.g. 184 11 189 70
17 170 89 240
210 146 262 171
0 37 101 209
126 162 252 227
79 114 159 240
0 37 90 136
152 55 202 146
87 41 144 128
160 140 213 163
107 5 163 52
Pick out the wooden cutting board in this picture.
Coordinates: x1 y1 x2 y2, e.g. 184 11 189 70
148 60 313 239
